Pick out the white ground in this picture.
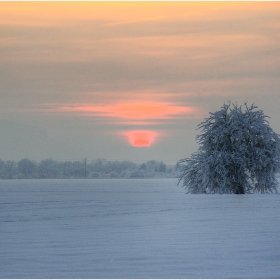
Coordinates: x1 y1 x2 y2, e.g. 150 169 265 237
1 179 280 278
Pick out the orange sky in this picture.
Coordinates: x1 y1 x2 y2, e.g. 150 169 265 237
0 2 248 23
1 2 280 161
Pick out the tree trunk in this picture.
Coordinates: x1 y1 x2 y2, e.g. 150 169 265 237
235 184 245 194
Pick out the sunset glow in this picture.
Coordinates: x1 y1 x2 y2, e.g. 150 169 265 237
123 131 159 147
1 2 280 161
50 101 200 124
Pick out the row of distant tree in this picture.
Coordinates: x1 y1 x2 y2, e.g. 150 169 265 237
0 158 181 179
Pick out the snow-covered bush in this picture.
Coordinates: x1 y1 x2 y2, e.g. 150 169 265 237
178 103 280 194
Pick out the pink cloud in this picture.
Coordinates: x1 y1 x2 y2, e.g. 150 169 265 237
54 101 200 123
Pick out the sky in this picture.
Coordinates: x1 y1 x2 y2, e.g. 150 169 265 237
1 2 280 164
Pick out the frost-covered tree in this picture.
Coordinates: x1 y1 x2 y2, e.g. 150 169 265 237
3 160 17 179
17 158 37 179
158 162 167 173
178 103 280 194
38 158 61 179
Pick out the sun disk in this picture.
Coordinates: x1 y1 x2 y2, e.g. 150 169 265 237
123 130 159 147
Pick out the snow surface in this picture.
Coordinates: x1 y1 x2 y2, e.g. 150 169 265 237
1 179 280 278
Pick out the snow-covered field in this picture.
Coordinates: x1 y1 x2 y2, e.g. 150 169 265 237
1 179 279 278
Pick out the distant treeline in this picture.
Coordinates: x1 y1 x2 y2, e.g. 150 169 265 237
0 158 181 179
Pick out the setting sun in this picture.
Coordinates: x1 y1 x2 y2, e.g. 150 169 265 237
123 130 159 147
133 139 150 147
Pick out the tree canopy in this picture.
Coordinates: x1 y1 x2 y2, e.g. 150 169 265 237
178 102 280 194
